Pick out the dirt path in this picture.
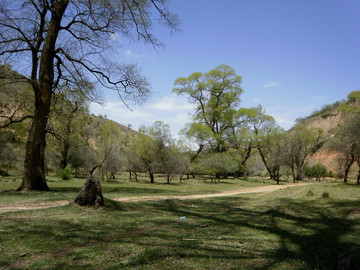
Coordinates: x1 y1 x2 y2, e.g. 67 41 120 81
114 182 311 202
0 183 311 214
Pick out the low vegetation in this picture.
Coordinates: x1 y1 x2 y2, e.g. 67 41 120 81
1 3 360 269
1 180 360 269
0 175 277 205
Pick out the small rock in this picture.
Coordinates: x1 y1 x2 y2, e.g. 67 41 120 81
20 252 30 257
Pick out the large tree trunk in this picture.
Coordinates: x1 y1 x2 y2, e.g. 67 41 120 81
60 140 70 169
274 167 280 185
190 144 204 163
17 1 69 191
18 102 50 191
59 104 77 169
343 156 354 184
258 148 274 179
149 170 155 183
295 167 303 181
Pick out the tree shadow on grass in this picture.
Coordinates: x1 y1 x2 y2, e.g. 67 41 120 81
2 195 360 269
146 198 360 269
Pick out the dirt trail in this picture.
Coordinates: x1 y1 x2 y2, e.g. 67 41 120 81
0 183 311 214
114 182 310 202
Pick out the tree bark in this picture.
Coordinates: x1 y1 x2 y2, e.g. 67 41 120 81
17 1 69 191
190 144 204 163
18 100 51 191
275 167 280 185
60 140 70 169
343 155 354 184
149 170 154 183
258 148 274 179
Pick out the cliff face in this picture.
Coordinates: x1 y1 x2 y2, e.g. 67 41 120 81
300 105 357 177
303 112 343 134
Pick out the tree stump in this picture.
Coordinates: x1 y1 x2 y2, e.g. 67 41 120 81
73 178 104 207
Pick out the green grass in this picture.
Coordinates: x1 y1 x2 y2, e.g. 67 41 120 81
1 181 360 269
0 174 278 205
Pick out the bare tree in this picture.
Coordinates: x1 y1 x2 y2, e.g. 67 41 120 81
0 0 179 191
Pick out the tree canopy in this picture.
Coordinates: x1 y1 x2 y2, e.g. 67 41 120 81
173 65 243 153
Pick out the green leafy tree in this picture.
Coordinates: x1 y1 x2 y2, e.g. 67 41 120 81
192 152 238 181
285 125 324 181
0 0 179 191
128 121 172 183
250 105 285 181
305 163 327 181
328 113 360 183
47 89 89 170
128 134 157 183
173 65 243 153
180 122 213 163
226 107 259 177
91 121 123 179
257 128 287 184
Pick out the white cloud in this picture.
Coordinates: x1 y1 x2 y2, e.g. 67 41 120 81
124 50 146 58
264 82 279 88
148 95 195 111
253 98 261 103
89 94 196 139
265 104 318 130
89 102 153 126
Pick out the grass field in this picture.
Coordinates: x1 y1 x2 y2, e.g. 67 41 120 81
0 174 279 205
1 176 360 269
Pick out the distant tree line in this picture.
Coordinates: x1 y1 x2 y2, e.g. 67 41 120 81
1 64 360 186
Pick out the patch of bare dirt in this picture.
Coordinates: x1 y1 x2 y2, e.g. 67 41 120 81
0 183 311 214
113 183 311 202
0 200 70 214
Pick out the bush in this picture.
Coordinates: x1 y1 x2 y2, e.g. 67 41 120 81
305 163 327 180
322 192 330 199
307 190 314 197
327 170 335 178
58 167 73 180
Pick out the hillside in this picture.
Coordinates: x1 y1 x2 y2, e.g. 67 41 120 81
0 78 138 177
296 95 359 177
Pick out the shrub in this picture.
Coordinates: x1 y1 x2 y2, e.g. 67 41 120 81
305 163 327 180
58 167 73 180
307 190 314 197
327 170 335 178
322 192 330 199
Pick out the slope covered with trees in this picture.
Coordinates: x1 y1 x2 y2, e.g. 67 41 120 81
297 91 360 183
3 59 360 187
0 0 179 191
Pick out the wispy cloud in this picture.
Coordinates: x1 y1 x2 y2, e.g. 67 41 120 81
90 102 153 124
253 98 261 103
264 82 279 88
148 95 195 111
124 50 146 58
265 104 318 130
89 94 196 139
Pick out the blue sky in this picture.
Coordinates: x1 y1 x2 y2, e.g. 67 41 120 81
90 0 360 138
